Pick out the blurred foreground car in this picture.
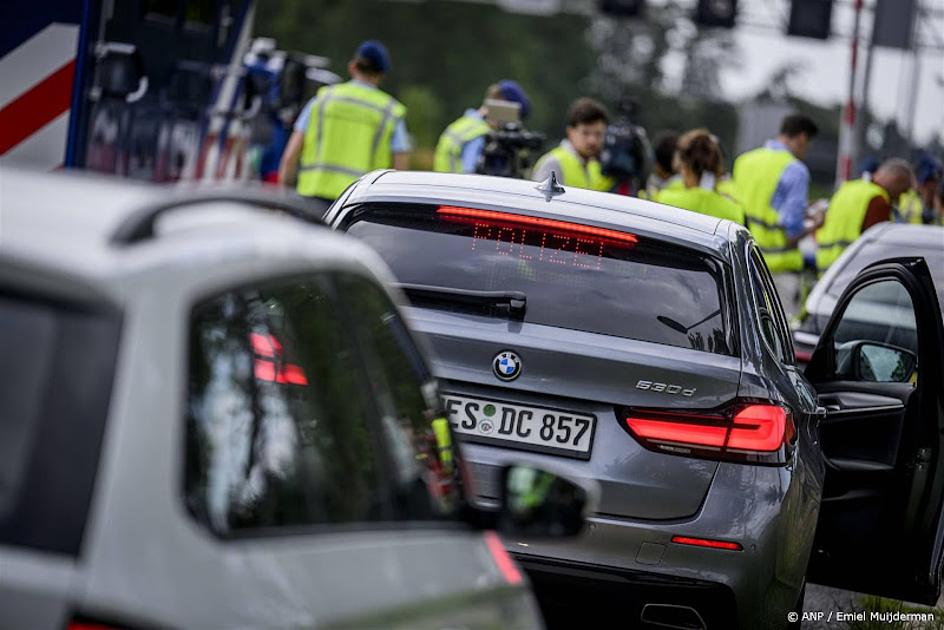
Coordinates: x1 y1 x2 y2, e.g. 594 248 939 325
328 170 944 629
0 170 595 630
794 222 944 362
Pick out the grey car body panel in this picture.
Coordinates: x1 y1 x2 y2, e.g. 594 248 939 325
329 172 835 628
0 169 540 630
406 305 736 519
803 223 944 335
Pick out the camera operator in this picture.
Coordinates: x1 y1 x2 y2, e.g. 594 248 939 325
532 98 612 191
599 99 652 196
433 80 532 174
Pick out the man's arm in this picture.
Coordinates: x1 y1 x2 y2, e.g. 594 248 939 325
772 161 811 246
460 136 486 174
861 196 892 232
278 130 304 187
391 119 411 170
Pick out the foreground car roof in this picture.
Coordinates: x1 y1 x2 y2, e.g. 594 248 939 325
338 170 740 256
0 168 391 301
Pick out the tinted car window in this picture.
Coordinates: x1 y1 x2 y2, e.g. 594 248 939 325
186 275 460 537
343 204 734 356
0 293 120 556
338 273 463 516
831 280 918 382
748 248 793 364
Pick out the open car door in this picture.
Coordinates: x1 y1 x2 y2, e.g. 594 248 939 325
805 257 944 603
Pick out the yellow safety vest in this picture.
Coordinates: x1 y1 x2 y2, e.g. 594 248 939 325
655 186 746 224
297 81 406 200
815 179 890 271
534 145 613 192
640 176 683 200
433 113 491 173
732 147 804 273
896 189 925 225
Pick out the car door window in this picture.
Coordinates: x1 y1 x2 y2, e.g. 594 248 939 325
337 273 463 519
748 248 793 364
831 280 918 383
186 276 394 535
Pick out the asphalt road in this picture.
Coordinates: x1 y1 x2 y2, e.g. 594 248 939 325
801 584 943 629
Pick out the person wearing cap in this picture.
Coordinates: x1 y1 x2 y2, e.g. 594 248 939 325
532 97 613 192
433 81 530 174
896 154 943 225
278 40 409 210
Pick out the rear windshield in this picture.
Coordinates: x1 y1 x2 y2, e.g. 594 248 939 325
343 204 734 356
0 292 120 556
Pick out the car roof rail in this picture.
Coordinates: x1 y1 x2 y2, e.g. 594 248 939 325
110 188 326 246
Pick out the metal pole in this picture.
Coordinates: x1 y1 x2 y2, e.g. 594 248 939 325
855 25 876 162
904 5 923 145
837 0 864 187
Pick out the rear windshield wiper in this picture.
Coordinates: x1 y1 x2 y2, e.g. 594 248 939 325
395 283 527 320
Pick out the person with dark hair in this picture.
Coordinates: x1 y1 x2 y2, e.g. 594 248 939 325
278 40 409 212
433 80 530 173
641 132 681 199
897 154 943 225
532 97 613 191
654 129 744 224
732 112 820 317
816 158 915 271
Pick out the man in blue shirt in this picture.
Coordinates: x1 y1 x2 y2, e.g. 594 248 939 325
732 114 820 318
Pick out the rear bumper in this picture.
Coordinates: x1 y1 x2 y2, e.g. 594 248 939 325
514 553 737 629
495 457 819 630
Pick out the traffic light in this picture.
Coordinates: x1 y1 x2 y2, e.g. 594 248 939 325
600 0 644 18
694 0 738 28
787 0 833 40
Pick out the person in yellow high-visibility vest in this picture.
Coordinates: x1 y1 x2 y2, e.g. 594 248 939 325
816 159 914 271
732 114 819 318
654 129 745 225
278 40 410 214
434 81 530 174
532 98 613 192
896 155 943 225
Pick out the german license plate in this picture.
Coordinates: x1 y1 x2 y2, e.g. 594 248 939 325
443 394 596 459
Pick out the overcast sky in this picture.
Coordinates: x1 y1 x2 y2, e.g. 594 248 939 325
719 0 944 145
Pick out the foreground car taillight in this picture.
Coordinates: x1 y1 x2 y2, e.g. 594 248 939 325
621 401 796 465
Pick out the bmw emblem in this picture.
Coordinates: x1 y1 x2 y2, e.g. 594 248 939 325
492 350 522 381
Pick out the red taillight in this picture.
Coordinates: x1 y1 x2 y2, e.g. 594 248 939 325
249 332 309 386
727 405 787 452
484 531 524 585
68 621 124 630
623 402 795 464
671 535 742 551
436 205 639 246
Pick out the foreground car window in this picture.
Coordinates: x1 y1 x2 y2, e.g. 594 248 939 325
338 273 464 516
0 293 119 556
344 204 734 356
186 275 460 537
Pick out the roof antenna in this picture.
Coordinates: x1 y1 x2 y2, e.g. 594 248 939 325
535 171 565 202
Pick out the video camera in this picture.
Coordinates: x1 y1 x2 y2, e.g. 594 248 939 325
475 98 544 179
477 122 544 179
599 98 651 195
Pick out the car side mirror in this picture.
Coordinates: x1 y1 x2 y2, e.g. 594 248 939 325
496 464 599 538
853 341 917 383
